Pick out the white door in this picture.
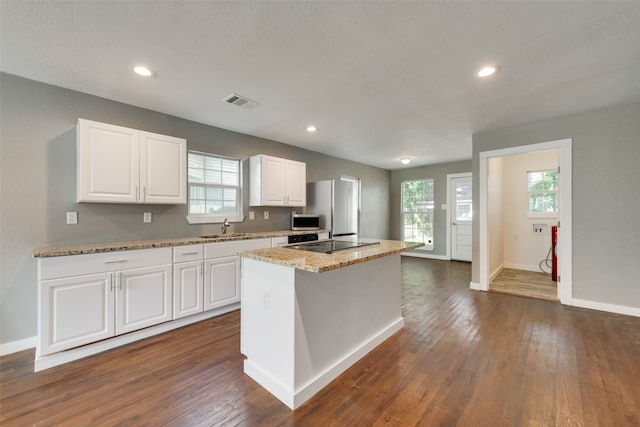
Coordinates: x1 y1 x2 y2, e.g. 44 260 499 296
139 131 186 204
173 260 204 319
204 256 240 310
116 264 172 334
451 175 473 262
39 273 115 356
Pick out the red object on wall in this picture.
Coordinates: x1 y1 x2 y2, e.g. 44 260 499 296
551 225 558 282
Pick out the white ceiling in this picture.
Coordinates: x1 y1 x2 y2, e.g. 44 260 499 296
2 1 640 170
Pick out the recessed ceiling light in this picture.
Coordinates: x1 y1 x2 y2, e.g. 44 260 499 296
401 158 411 165
477 66 499 77
133 66 154 77
307 126 317 132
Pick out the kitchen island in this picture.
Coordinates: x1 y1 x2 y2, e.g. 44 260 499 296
238 238 423 409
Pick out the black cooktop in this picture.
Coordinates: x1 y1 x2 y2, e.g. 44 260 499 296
286 240 379 254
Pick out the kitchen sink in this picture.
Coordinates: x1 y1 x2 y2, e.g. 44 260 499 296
200 232 249 239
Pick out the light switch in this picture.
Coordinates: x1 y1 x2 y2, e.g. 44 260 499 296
144 212 152 223
264 211 269 220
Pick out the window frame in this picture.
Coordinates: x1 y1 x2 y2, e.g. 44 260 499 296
526 168 558 219
401 178 435 251
185 150 244 225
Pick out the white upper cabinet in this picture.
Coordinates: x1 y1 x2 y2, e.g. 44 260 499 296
77 119 186 204
249 154 306 207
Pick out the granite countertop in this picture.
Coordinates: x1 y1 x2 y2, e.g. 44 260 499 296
238 238 425 273
32 230 329 258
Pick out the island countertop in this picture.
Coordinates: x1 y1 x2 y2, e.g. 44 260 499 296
238 238 424 273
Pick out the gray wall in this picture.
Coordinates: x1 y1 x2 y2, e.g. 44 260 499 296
390 160 472 257
472 102 640 309
0 73 391 345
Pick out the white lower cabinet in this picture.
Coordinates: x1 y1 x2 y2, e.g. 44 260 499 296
36 237 278 367
204 256 241 310
204 238 272 311
116 264 172 334
39 273 115 356
38 247 172 357
173 245 204 319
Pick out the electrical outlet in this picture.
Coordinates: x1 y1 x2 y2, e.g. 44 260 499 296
264 211 269 220
66 212 78 225
143 212 152 223
249 211 255 220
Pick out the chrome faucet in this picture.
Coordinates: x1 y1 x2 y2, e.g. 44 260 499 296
221 218 230 234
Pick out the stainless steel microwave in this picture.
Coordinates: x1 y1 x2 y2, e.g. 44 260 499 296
291 213 320 230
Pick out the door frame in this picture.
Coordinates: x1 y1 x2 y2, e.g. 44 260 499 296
478 138 573 305
446 172 472 260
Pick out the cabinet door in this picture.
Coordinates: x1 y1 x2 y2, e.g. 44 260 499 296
285 160 306 206
204 256 240 311
77 119 140 203
139 131 187 204
116 264 172 335
261 156 287 205
39 273 115 356
173 260 203 319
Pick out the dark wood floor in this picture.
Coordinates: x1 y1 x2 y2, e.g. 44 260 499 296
490 268 559 301
2 258 640 426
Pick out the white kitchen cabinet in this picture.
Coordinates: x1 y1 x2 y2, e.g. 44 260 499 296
204 238 271 311
37 247 173 356
39 273 115 357
77 118 186 204
116 264 172 334
249 154 306 206
173 245 204 319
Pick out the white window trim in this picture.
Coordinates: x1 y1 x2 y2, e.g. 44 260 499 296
185 151 244 225
526 169 558 219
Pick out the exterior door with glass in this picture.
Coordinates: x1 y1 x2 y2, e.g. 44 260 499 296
451 175 472 261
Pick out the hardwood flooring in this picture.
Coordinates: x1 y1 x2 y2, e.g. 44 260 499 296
2 258 640 426
490 268 559 301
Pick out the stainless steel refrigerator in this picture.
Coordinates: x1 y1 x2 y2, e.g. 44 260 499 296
307 179 359 238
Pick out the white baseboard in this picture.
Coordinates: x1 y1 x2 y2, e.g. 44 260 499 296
503 263 546 273
244 317 404 409
570 299 640 318
470 282 483 291
0 336 37 356
34 304 239 372
490 264 504 283
402 252 449 261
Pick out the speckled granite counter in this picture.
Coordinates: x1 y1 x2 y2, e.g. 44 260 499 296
238 238 424 273
32 230 329 258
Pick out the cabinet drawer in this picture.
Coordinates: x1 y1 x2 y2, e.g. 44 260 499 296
39 247 172 280
173 245 204 263
205 238 271 259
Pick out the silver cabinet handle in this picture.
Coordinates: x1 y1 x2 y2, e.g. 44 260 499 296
105 259 128 264
116 271 122 290
109 273 114 292
182 252 199 256
142 187 146 202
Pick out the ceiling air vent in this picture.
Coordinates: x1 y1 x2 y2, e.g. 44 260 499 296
223 93 260 110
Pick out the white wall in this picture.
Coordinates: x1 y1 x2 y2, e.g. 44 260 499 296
488 157 504 279
502 150 558 272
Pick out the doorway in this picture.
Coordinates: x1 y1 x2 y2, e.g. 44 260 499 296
447 173 472 262
478 139 572 305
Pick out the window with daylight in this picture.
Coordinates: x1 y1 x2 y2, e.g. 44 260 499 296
402 179 434 248
186 151 243 224
527 169 558 217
